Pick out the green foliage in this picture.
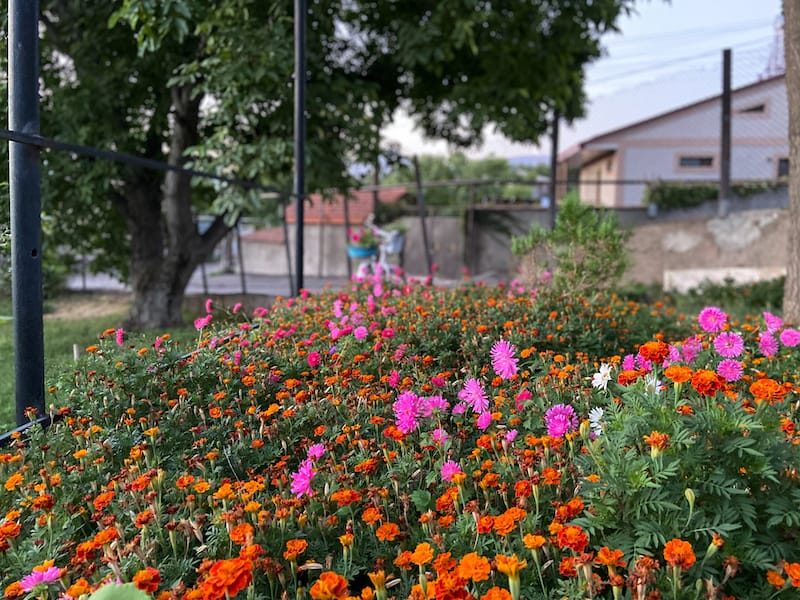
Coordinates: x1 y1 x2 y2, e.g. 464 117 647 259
644 180 787 211
511 192 631 295
1 283 799 598
88 582 153 600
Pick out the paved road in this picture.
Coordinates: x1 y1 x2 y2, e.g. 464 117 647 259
65 264 473 298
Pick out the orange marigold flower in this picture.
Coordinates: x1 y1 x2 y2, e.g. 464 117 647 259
750 378 786 403
4 473 23 492
457 552 491 582
411 542 434 566
495 554 527 578
664 365 692 384
394 550 414 570
330 488 362 507
595 547 626 569
523 534 546 551
557 525 589 553
767 569 786 589
92 527 119 546
691 369 723 397
639 341 670 364
559 555 577 577
663 538 696 571
65 578 92 598
230 523 254 546
0 520 21 540
480 587 512 600
309 571 349 600
132 567 161 593
541 467 561 486
93 491 115 512
4 581 23 600
202 557 253 599
361 506 382 526
375 522 399 542
617 369 641 385
283 539 308 561
786 562 800 587
477 515 495 534
643 431 670 450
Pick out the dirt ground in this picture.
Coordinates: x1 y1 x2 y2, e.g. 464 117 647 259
45 292 132 321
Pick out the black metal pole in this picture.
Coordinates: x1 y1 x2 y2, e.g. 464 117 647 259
549 109 560 229
9 0 45 427
293 0 306 293
412 156 434 276
719 48 732 218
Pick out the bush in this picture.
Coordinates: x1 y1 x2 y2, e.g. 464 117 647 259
511 192 631 297
644 180 786 211
1 284 798 599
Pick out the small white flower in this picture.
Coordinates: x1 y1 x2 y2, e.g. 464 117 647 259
644 372 662 396
591 363 613 391
588 407 604 436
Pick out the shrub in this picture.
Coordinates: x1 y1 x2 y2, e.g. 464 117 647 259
511 192 630 297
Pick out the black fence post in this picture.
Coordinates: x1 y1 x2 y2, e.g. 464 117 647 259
8 0 45 427
293 0 306 294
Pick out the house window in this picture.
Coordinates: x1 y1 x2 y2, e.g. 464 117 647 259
737 103 766 114
679 156 714 168
778 157 790 178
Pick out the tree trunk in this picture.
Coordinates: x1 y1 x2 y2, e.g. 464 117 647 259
784 0 800 322
124 84 232 329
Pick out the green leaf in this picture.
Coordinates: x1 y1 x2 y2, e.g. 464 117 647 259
88 583 152 600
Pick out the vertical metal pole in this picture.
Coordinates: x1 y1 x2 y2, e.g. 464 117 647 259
293 0 306 293
549 109 560 229
9 0 45 427
412 156 433 276
235 222 247 295
343 194 352 279
718 48 732 217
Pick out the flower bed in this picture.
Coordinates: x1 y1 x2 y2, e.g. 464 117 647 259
1 282 799 599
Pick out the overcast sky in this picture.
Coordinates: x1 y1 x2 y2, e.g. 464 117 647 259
381 0 783 160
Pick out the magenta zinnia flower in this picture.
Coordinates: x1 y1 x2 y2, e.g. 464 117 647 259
763 311 783 333
290 458 315 498
458 378 488 414
698 306 728 333
441 460 463 482
476 411 493 430
759 332 778 357
544 404 578 438
779 328 800 347
713 331 744 358
393 391 422 433
681 335 703 363
716 359 743 382
21 566 62 592
490 339 519 380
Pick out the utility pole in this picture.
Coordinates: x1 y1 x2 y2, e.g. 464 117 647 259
293 0 306 294
718 48 732 218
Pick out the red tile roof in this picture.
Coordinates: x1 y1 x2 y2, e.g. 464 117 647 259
284 187 408 225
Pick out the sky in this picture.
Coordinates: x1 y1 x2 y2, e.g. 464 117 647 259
381 0 784 161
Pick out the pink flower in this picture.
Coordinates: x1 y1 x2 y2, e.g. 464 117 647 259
205 298 213 314
431 428 449 444
115 328 125 347
458 378 488 414
476 411 493 430
779 328 800 347
544 404 578 438
713 331 744 358
505 429 518 442
441 460 463 482
232 302 242 314
389 370 400 387
515 388 532 411
290 458 315 498
763 311 783 333
307 351 321 368
193 314 212 331
394 391 421 433
622 354 636 371
307 443 325 460
354 326 368 340
381 328 395 339
21 566 62 592
759 332 778 357
431 375 446 388
716 359 743 382
698 306 728 333
490 339 519 380
682 335 703 363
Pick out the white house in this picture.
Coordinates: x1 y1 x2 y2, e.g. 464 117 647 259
558 74 788 207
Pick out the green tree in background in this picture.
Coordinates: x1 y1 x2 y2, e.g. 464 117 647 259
0 0 634 327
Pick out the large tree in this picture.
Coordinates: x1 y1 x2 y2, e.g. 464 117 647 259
2 0 634 327
784 0 800 323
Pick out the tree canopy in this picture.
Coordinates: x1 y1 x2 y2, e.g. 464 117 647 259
1 0 635 326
